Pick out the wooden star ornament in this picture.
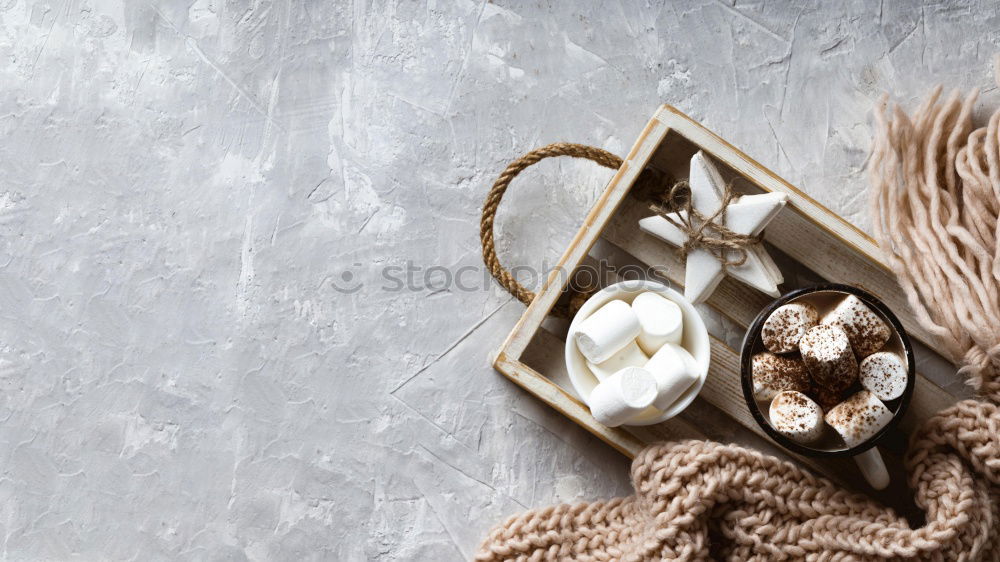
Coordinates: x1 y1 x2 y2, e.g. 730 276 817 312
638 151 788 304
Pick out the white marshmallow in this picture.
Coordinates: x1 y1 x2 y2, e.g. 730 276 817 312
574 300 641 364
644 343 699 411
859 352 908 401
631 292 684 355
769 391 824 443
587 340 649 382
799 324 858 393
751 352 811 401
824 390 894 448
821 295 891 357
588 367 658 427
761 302 818 353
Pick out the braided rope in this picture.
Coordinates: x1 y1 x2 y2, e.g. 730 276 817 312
479 143 623 317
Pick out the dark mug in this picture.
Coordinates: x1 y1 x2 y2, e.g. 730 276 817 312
740 284 915 488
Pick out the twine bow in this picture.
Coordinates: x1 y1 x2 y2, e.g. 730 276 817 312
651 180 762 268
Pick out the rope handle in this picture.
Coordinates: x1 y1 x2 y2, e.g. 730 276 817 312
479 143 624 318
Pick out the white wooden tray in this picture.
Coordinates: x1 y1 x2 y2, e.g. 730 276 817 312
491 106 958 504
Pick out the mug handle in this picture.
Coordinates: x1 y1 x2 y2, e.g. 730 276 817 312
854 447 890 489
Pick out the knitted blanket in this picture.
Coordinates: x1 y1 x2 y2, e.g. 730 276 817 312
477 402 999 560
476 83 1000 561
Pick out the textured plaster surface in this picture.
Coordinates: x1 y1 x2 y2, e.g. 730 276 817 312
0 1 998 560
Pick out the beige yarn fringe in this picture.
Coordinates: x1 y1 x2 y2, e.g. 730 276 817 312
869 62 1000 399
476 77 1000 560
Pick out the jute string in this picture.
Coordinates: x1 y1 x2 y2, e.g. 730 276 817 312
476 81 1000 560
651 180 760 267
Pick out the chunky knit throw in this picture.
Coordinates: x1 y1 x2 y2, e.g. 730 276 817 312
476 83 1000 561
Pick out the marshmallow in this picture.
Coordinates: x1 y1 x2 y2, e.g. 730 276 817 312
859 352 908 401
800 324 858 394
588 367 658 427
587 340 649 382
574 300 641 364
824 390 894 448
644 343 699 411
631 292 684 355
769 391 824 443
750 352 811 401
761 302 818 353
821 295 891 357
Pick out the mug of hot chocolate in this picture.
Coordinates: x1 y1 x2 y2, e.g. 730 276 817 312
740 284 915 489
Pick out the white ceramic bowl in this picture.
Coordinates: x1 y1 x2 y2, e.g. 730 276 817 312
565 279 711 425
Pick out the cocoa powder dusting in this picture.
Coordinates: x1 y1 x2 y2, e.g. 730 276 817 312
752 353 811 399
800 324 858 394
761 303 818 353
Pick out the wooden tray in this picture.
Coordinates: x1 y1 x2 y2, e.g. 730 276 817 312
491 106 959 503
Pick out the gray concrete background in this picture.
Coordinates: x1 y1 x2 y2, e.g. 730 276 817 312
1 1 998 560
